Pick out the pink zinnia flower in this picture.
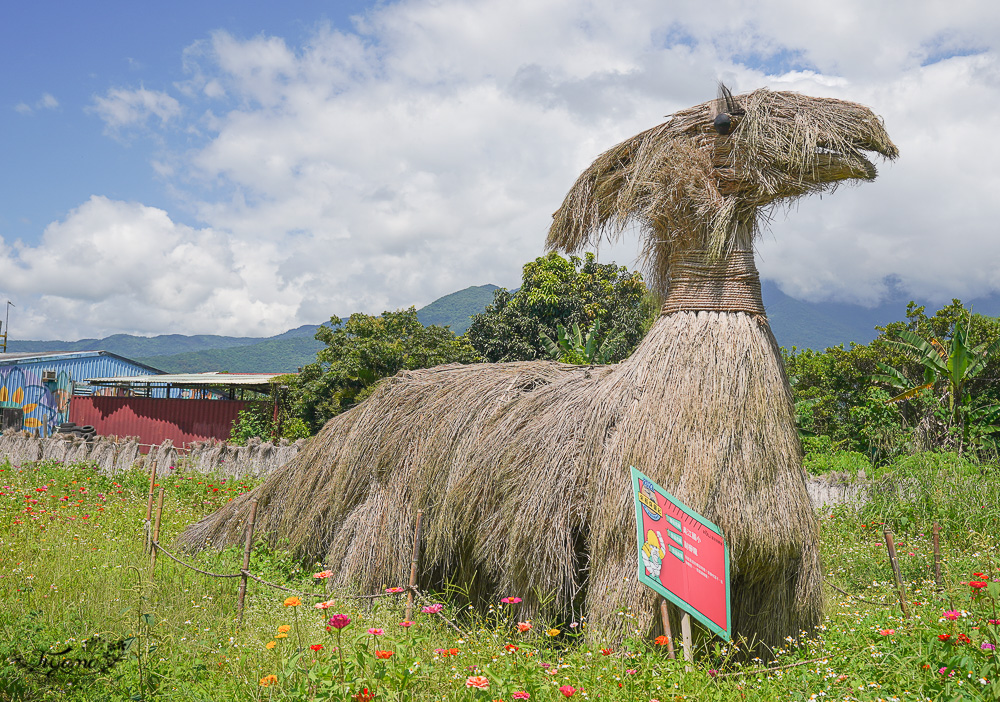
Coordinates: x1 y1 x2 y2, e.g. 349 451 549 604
327 614 351 630
314 600 335 609
880 629 895 636
501 596 522 604
558 685 576 697
422 603 444 614
465 675 489 690
982 641 996 651
367 628 384 636
398 620 414 627
385 586 404 593
512 693 530 700
313 570 333 579
943 610 960 621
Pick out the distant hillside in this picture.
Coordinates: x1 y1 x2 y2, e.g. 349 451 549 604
416 284 499 335
12 281 998 371
134 337 325 374
763 282 1000 350
7 332 262 357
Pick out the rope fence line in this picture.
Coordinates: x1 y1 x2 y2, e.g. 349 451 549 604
714 655 835 679
822 579 891 607
146 495 470 637
153 541 244 579
151 539 470 637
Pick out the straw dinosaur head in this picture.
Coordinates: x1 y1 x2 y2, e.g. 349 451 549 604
548 86 898 293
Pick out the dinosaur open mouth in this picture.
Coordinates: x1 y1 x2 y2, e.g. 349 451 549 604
812 144 877 181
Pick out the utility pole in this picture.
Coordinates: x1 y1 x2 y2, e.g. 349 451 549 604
1 301 12 353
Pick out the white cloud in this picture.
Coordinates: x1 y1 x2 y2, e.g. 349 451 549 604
19 0 1000 339
91 86 181 130
0 197 301 338
14 93 60 115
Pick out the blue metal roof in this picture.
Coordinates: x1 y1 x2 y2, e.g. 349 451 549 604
0 350 165 376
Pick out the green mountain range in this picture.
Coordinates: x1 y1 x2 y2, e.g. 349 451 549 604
9 282 999 372
7 286 501 373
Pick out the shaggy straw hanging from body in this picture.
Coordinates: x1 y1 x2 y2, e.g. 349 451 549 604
179 86 896 649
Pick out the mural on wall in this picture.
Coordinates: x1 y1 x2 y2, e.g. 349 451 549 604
0 366 72 432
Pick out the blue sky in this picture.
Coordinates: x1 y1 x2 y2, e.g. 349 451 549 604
3 1 1000 340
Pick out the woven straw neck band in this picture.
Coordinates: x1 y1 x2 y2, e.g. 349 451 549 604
660 250 765 316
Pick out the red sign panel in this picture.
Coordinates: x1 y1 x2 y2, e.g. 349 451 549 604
630 466 730 640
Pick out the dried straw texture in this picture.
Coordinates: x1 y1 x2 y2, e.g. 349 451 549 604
180 310 819 647
548 88 897 293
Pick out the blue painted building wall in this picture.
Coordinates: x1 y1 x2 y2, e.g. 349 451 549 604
0 352 163 434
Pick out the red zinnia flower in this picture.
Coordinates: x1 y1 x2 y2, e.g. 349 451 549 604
938 634 952 641
310 644 323 651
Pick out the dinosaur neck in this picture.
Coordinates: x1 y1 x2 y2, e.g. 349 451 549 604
660 248 764 317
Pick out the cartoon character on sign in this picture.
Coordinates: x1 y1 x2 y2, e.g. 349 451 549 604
641 529 666 579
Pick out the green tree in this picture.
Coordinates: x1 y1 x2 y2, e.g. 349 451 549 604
466 251 654 362
873 313 1000 449
784 299 1000 459
288 307 480 432
539 319 624 365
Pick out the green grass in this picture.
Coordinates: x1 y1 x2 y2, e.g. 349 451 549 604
0 455 998 701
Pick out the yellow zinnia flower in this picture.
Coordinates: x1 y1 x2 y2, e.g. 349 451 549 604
547 628 561 637
277 625 292 633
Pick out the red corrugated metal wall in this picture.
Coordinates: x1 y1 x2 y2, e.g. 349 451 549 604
69 397 265 447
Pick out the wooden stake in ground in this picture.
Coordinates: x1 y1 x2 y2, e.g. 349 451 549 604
658 596 676 659
404 510 424 623
143 461 157 553
932 522 943 590
149 486 165 582
680 612 694 667
237 499 259 625
883 528 909 618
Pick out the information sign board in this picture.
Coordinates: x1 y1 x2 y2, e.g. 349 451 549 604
630 466 730 640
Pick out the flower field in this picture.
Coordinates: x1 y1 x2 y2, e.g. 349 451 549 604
0 454 997 701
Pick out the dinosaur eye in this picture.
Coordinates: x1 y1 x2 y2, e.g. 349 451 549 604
713 113 732 135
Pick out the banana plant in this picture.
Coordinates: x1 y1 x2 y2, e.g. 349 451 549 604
539 319 624 365
873 319 1000 443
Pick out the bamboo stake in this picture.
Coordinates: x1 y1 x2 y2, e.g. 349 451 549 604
883 528 909 618
143 461 157 553
658 596 676 659
681 612 694 668
404 510 424 623
237 499 259 625
932 523 943 590
149 487 165 582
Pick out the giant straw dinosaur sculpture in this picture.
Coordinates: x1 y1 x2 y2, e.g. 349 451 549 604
181 86 897 648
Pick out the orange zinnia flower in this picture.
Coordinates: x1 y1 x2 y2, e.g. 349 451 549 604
259 674 278 687
374 649 393 659
517 621 532 632
283 596 302 607
654 635 669 646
